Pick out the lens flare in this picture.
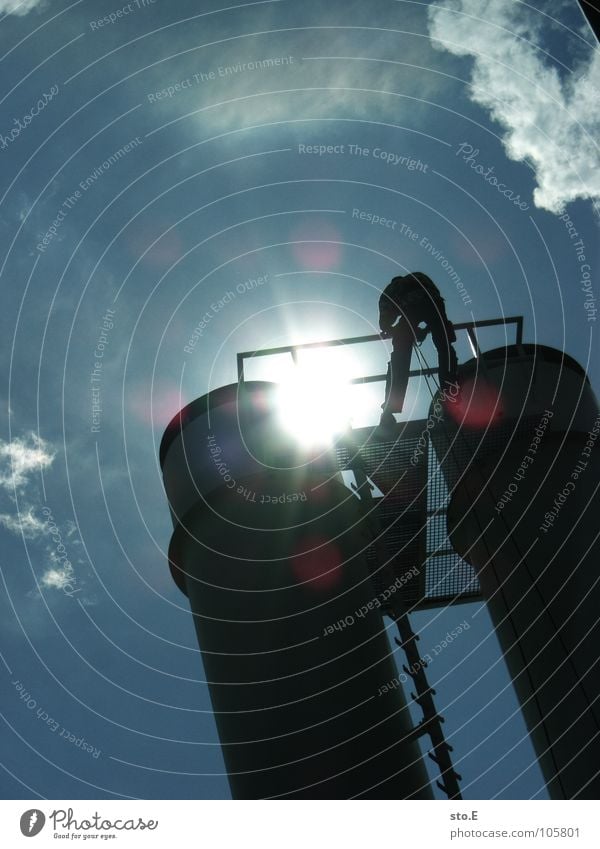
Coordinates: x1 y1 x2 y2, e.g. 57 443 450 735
129 383 184 428
445 377 503 429
291 534 343 591
290 220 342 270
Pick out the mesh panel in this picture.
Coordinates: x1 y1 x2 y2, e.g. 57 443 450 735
429 412 551 493
335 422 481 610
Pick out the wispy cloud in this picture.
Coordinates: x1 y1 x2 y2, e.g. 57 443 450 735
0 508 46 538
0 432 56 550
2 499 90 601
0 432 55 491
40 558 75 593
0 432 87 597
428 0 600 213
0 0 46 15
38 509 88 599
142 16 451 142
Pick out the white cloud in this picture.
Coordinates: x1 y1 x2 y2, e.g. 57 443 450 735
64 519 79 538
0 508 46 538
428 0 600 213
0 432 55 491
0 435 89 603
40 564 74 591
0 0 46 15
0 433 56 541
40 547 90 601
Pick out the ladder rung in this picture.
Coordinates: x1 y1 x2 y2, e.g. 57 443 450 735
436 779 463 799
415 719 435 737
411 687 436 702
419 713 445 729
438 768 463 782
432 740 453 753
402 661 428 677
394 634 419 649
404 722 432 742
429 749 458 765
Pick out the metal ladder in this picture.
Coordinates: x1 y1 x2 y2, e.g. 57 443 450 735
392 605 462 799
345 438 463 800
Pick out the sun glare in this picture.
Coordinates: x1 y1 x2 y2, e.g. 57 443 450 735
275 359 353 448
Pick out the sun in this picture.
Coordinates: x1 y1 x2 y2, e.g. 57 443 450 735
275 358 353 448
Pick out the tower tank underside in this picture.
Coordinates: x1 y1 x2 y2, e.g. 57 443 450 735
430 344 600 800
161 382 433 799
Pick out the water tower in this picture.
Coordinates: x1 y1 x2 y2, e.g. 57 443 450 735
429 343 600 799
160 381 433 799
161 317 599 799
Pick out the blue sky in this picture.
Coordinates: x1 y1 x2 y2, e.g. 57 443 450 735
0 0 598 800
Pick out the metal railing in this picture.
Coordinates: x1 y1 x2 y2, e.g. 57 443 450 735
237 316 524 383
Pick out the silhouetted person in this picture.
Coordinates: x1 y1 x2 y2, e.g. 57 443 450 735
377 272 458 433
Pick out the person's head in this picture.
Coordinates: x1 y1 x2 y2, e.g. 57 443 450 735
392 271 435 287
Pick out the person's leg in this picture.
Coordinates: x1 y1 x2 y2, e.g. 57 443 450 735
427 302 458 390
382 322 413 413
431 323 458 389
